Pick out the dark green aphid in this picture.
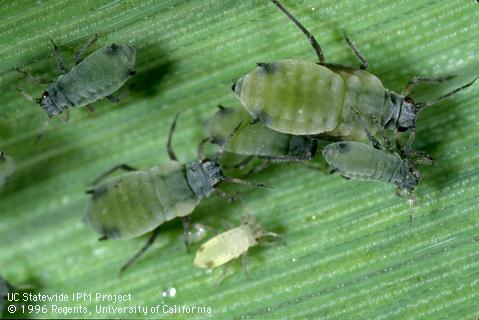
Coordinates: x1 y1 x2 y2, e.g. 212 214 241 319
18 34 136 118
233 0 477 151
85 114 266 273
0 151 15 190
323 141 419 221
206 105 317 161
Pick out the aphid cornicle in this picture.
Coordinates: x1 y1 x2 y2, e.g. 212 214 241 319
17 34 136 118
84 114 267 273
232 0 477 152
194 215 278 277
323 141 419 221
0 151 15 190
206 105 317 161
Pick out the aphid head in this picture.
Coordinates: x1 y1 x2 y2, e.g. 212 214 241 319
402 162 421 192
37 90 61 118
242 215 279 242
231 77 243 97
397 96 417 132
186 160 225 198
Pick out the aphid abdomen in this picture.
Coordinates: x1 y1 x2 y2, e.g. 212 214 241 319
327 67 387 140
57 44 136 107
194 225 256 268
322 141 403 183
207 106 314 159
235 59 345 135
85 161 200 240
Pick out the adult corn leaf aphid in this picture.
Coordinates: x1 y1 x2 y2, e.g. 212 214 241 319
0 151 15 190
206 105 317 162
84 114 268 273
17 34 136 118
323 141 419 222
194 215 278 281
233 0 477 153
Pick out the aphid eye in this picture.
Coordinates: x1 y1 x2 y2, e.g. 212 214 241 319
405 96 414 104
42 91 49 98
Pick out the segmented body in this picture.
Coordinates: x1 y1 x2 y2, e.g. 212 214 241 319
234 60 400 140
194 225 257 268
206 106 316 160
0 154 15 189
322 141 418 191
44 44 135 116
85 161 202 240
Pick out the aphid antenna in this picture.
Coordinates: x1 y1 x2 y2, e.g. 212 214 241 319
415 76 478 112
224 176 272 189
270 0 325 64
16 87 38 103
167 113 181 161
212 120 244 163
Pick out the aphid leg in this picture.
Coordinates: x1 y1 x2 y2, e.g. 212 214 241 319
61 110 70 123
224 177 273 189
35 118 52 144
351 107 381 149
213 120 244 162
407 192 415 225
16 87 35 102
246 160 271 175
119 227 161 275
91 164 137 185
242 253 250 278
15 67 51 84
49 37 68 74
401 76 455 96
182 216 191 253
216 190 238 202
222 155 254 170
301 161 325 171
197 137 210 162
213 264 230 286
270 0 326 64
342 30 368 70
75 32 99 64
106 91 129 104
403 128 416 156
167 113 180 161
415 77 478 110
370 115 393 151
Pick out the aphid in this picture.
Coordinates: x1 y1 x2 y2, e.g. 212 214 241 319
17 34 136 118
84 114 267 273
232 0 477 154
0 151 15 190
206 105 317 162
194 215 278 279
322 141 419 222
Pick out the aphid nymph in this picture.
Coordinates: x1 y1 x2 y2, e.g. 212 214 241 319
194 215 279 280
84 114 268 273
17 34 136 118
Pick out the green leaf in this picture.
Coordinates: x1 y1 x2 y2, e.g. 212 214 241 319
1 0 478 319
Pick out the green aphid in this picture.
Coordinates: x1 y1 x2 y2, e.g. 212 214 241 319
0 151 15 189
206 105 317 161
17 33 136 118
85 114 267 273
194 215 278 280
233 0 477 152
323 141 419 222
